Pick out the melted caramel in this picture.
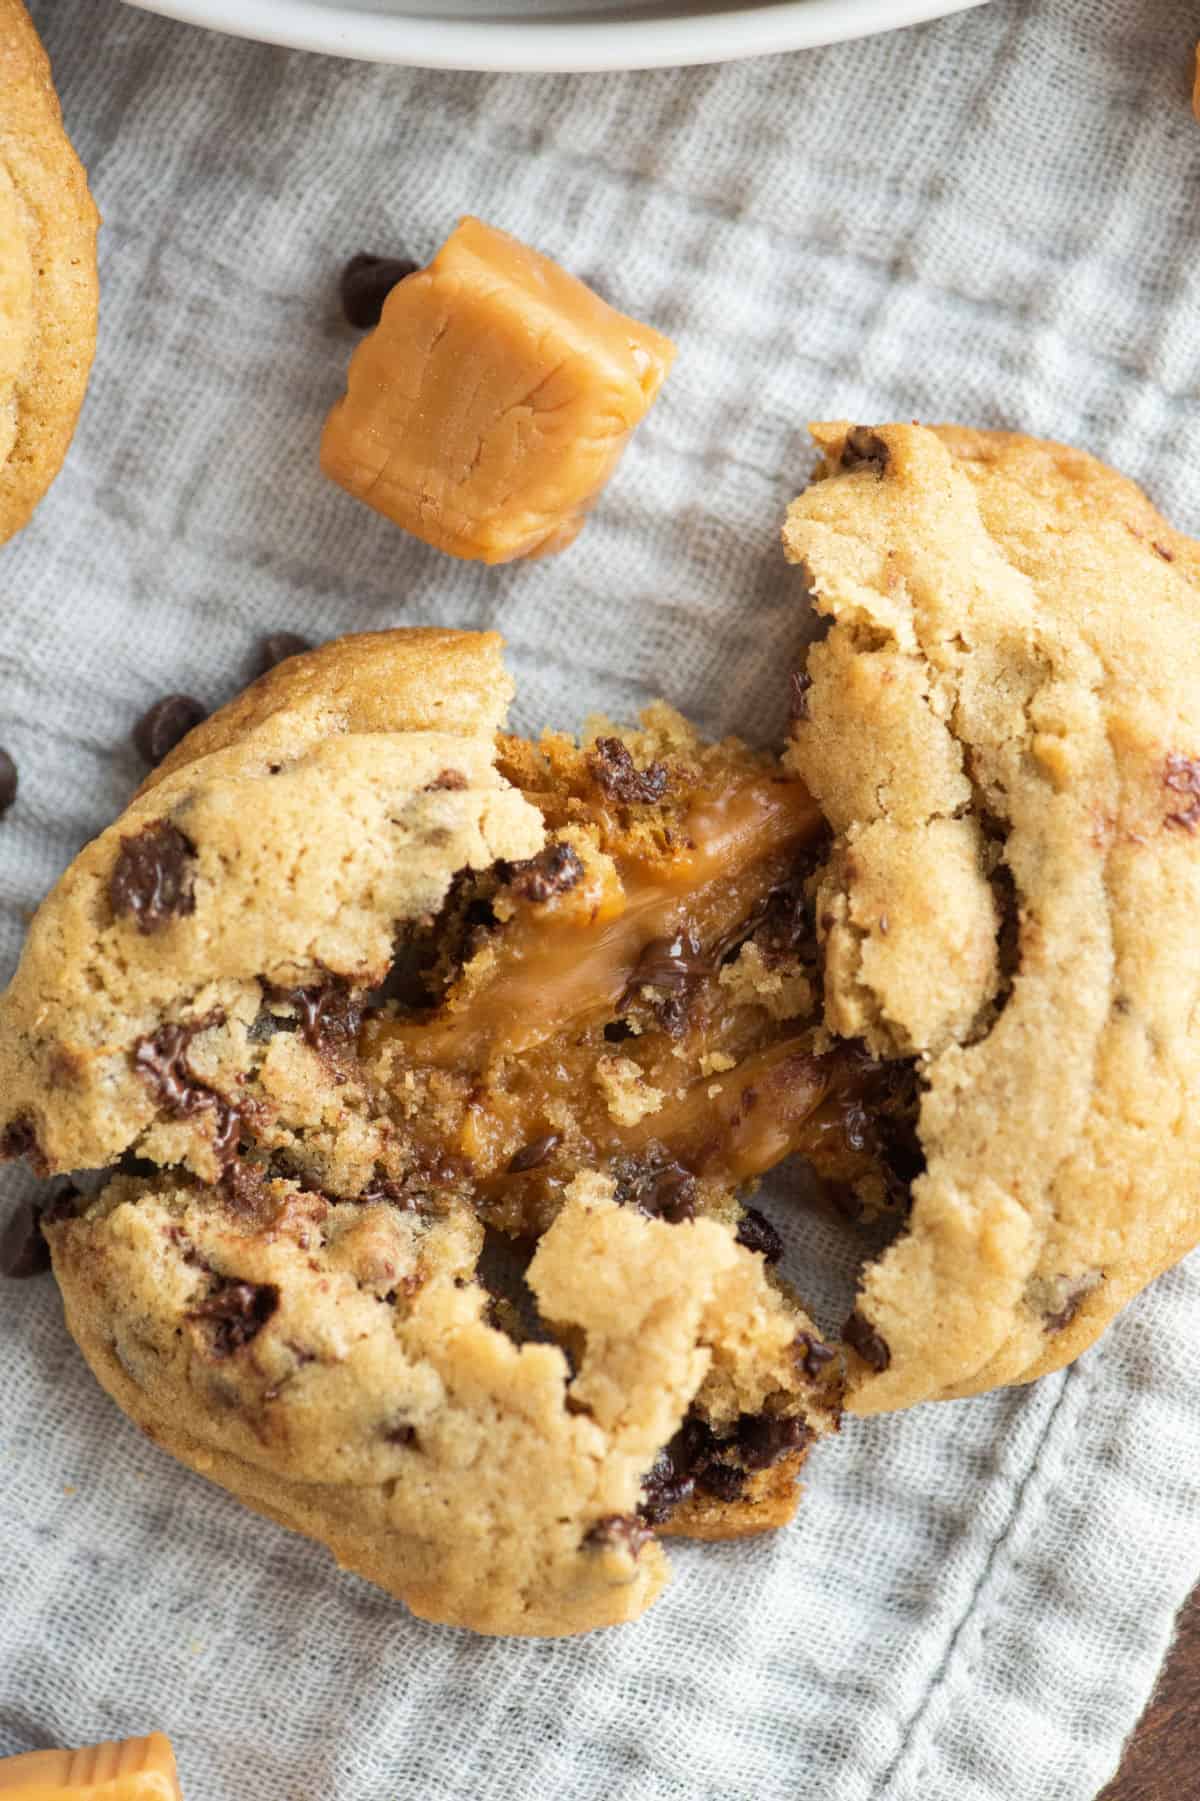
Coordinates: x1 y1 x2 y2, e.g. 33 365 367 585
359 761 908 1227
371 776 821 1070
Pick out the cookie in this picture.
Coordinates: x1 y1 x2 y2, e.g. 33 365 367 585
0 0 98 543
2 628 845 1635
784 421 1200 1414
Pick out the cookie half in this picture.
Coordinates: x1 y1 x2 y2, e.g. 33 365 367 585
784 421 1200 1413
1 628 845 1635
0 0 98 543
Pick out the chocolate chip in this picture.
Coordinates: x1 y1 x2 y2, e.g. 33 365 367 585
109 822 196 934
638 1417 714 1523
256 633 311 677
505 843 584 904
424 769 468 792
1044 1278 1097 1334
588 737 669 807
339 252 419 329
840 427 889 475
220 1161 269 1216
384 1422 417 1446
696 1462 747 1502
0 748 17 818
794 1330 836 1381
266 981 363 1057
187 1279 279 1357
735 1206 784 1264
789 671 812 722
1 1199 51 1278
1164 752 1200 831
132 695 206 767
736 1411 812 1470
844 1308 891 1372
622 930 710 1004
508 1133 560 1174
134 1014 242 1162
0 1116 42 1167
584 1514 653 1555
612 1152 698 1224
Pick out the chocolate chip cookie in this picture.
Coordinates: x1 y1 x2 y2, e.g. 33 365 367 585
1 628 842 1635
0 0 99 543
784 421 1200 1414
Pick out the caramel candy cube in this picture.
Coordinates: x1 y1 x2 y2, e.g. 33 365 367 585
320 217 675 564
0 1734 181 1799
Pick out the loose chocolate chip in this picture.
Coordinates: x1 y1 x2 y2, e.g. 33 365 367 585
735 1206 784 1264
840 427 889 476
789 671 812 722
508 1133 561 1174
256 633 311 677
0 1199 51 1278
794 1330 836 1382
612 1152 698 1224
109 821 196 934
588 737 669 807
0 748 17 818
339 252 419 329
844 1308 891 1372
736 1411 812 1470
696 1462 747 1502
424 769 468 792
187 1279 279 1358
133 694 206 767
506 843 585 904
584 1514 653 1555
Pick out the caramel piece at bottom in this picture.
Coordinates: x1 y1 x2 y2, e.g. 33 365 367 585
320 216 675 563
0 1735 181 1800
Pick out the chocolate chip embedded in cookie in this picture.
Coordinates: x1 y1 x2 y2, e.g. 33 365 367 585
0 0 99 544
784 420 1200 1414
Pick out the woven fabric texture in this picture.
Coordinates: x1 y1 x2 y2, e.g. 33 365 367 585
1 1 1198 1796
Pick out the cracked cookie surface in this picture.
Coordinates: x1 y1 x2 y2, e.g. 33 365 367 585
785 420 1200 1413
0 0 98 542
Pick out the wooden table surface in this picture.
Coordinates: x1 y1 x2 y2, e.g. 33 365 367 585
1098 1587 1200 1800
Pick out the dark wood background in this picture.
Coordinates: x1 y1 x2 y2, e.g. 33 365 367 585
1099 1587 1199 1800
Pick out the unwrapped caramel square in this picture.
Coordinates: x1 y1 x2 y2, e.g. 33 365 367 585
320 217 675 564
0 1735 181 1799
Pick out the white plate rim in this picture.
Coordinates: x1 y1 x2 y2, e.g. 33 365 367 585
123 0 992 75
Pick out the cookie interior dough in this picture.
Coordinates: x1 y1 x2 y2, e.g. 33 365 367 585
0 0 99 543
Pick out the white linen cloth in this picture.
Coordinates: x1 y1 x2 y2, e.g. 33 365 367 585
2 2 1198 1795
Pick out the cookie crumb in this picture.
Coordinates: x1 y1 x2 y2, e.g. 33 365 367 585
595 1055 664 1127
